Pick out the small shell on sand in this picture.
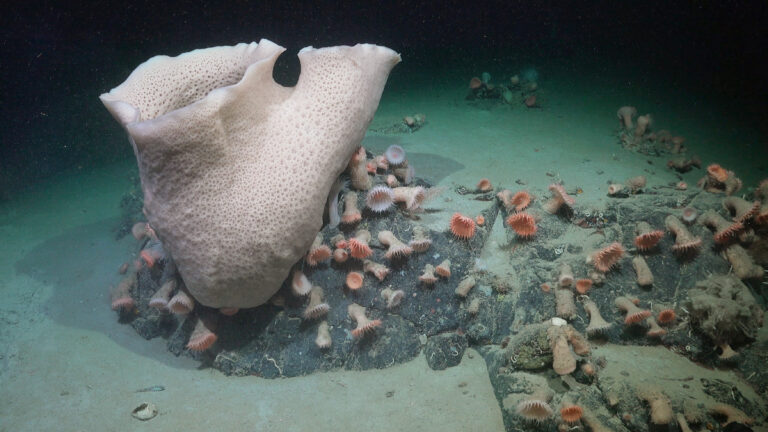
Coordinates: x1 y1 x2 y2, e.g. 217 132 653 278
131 402 158 421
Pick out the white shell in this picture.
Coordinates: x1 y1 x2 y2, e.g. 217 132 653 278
131 402 158 421
550 317 567 327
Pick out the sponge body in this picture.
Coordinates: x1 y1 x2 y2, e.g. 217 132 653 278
101 39 400 308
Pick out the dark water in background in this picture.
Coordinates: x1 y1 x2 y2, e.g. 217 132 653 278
1 1 766 200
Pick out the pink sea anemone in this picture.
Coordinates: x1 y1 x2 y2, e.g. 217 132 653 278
365 185 395 213
476 178 493 192
384 144 406 166
346 271 364 290
591 242 625 272
378 230 413 260
617 106 638 129
186 314 218 352
506 212 537 238
543 183 575 214
450 213 476 239
681 207 698 224
348 230 373 259
348 303 382 338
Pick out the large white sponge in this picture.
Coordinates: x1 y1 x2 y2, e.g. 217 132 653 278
101 39 400 308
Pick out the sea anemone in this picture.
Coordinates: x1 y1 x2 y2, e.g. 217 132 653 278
450 213 476 239
366 161 376 174
645 316 667 338
681 207 698 224
186 314 218 352
315 321 332 349
626 175 647 193
557 264 574 288
365 185 395 213
348 229 373 259
722 196 761 224
506 212 537 238
341 191 362 225
393 163 415 185
580 363 596 377
219 307 239 316
496 189 514 211
378 230 413 260
632 255 654 287
670 136 686 153
709 403 754 426
665 215 702 255
110 272 137 311
615 296 652 325
345 271 364 290
435 259 451 278
139 241 165 268
419 264 438 285
616 106 638 129
638 387 674 425
543 183 575 214
607 184 625 196
363 260 390 281
302 286 330 320
634 221 664 251
635 115 651 137
564 325 590 355
392 186 426 211
149 280 175 311
333 248 348 263
583 298 612 336
381 288 405 309
331 234 347 249
306 233 332 266
548 325 576 375
560 404 584 423
589 242 625 272
348 146 372 190
475 215 485 225
168 289 194 314
510 191 532 211
455 276 476 297
291 269 313 296
476 178 493 192
516 390 554 422
707 163 729 183
556 288 577 319
384 144 406 166
657 309 676 324
469 77 483 89
409 225 432 252
131 222 153 241
385 174 399 188
373 155 389 171
575 279 592 294
348 303 382 338
699 209 745 245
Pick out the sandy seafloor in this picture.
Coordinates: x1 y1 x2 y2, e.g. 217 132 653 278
1 60 766 431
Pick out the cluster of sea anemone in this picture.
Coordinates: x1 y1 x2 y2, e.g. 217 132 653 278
466 69 539 107
616 105 690 157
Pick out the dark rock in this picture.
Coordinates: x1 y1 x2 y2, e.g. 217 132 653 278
424 332 468 370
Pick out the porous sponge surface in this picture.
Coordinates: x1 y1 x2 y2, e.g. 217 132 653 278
101 40 400 308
